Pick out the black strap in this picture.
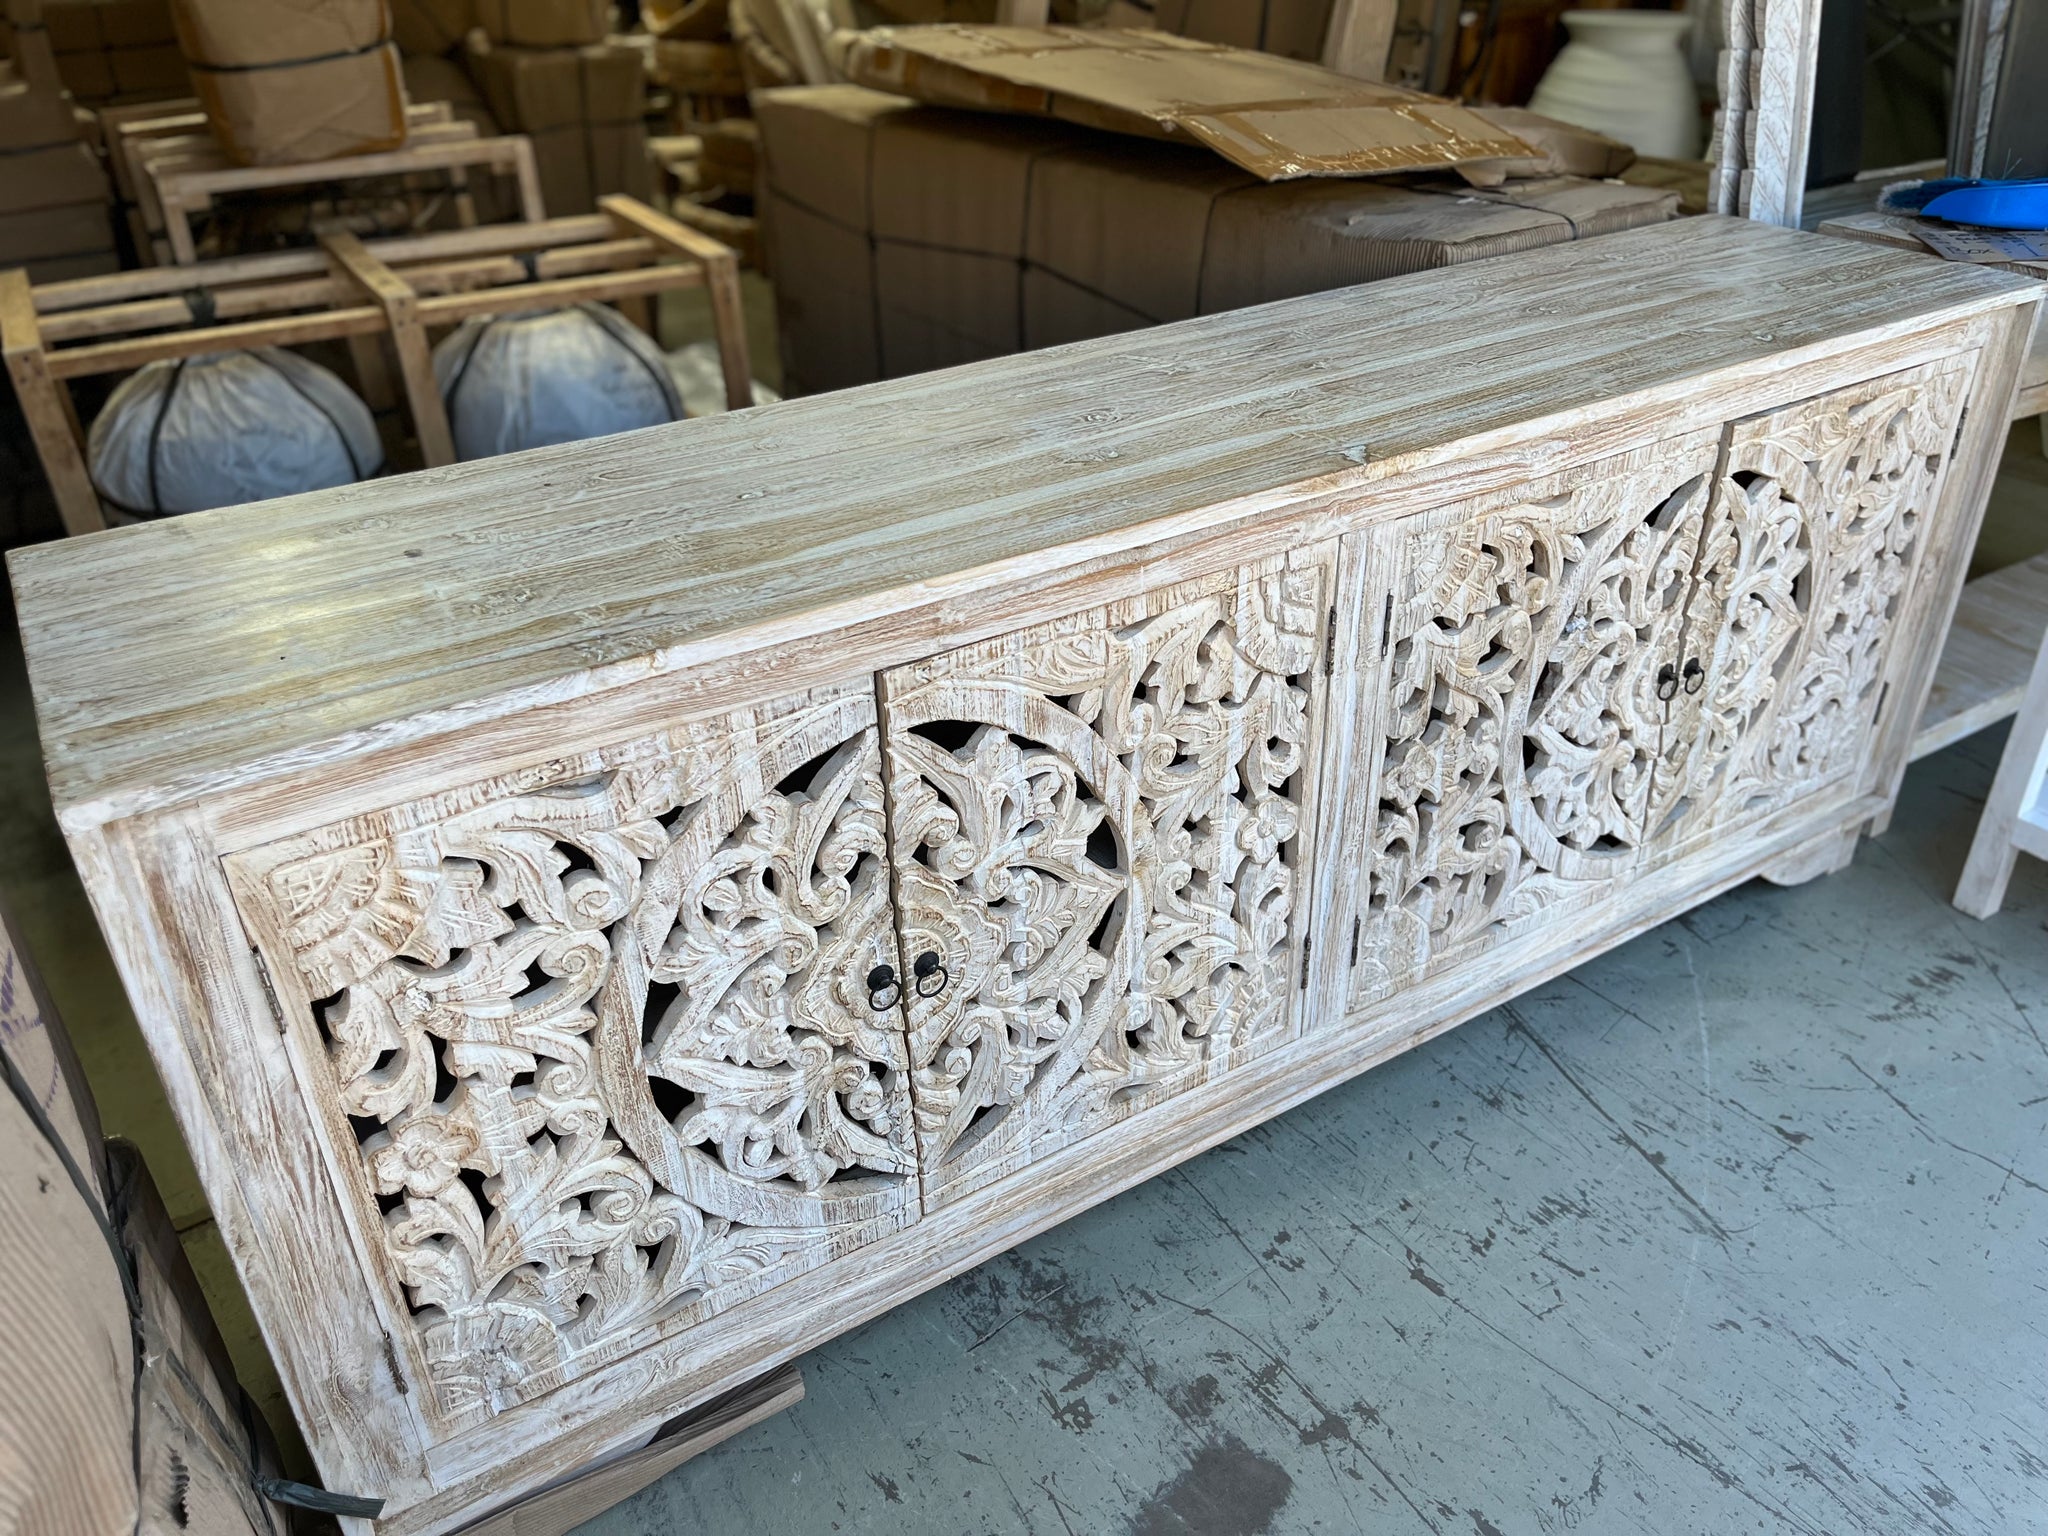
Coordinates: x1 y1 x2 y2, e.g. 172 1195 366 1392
186 37 387 74
144 357 191 516
441 315 503 446
183 289 217 326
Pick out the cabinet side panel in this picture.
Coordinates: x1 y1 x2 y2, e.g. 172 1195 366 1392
71 813 433 1505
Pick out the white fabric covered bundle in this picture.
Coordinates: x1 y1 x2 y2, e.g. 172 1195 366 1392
88 349 382 522
433 304 685 461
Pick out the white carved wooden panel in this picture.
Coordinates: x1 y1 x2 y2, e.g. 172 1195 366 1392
1656 355 1973 838
223 686 919 1430
1334 433 1725 1011
879 550 1334 1208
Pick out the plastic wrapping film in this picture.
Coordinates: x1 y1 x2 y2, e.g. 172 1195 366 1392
433 304 686 461
87 348 383 522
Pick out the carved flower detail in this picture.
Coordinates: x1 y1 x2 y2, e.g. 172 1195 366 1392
368 1114 478 1198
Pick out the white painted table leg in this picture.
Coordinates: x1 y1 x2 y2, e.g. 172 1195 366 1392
1955 621 2048 917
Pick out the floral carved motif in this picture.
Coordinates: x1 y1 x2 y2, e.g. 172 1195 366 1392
227 691 915 1424
1357 452 1715 1000
882 559 1327 1203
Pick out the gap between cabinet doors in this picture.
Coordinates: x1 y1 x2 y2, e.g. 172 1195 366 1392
1313 348 1980 1035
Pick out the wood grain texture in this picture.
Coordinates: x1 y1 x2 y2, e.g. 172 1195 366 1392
7 229 2040 1536
10 219 2038 831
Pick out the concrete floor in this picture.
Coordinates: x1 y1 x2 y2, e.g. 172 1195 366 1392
4 414 2047 1529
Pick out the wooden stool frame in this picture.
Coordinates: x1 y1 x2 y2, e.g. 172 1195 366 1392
1 197 753 537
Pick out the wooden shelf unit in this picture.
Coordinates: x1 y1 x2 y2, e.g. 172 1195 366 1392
1 196 754 536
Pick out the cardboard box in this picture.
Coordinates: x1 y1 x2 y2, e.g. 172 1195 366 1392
392 0 473 55
1154 0 1335 60
528 117 649 211
470 38 644 131
0 136 110 212
172 0 384 64
1021 264 1153 350
875 240 1018 374
0 197 115 261
833 25 1533 180
107 38 182 90
175 0 406 164
475 0 610 46
0 64 85 144
761 189 876 394
191 40 408 164
754 82 904 229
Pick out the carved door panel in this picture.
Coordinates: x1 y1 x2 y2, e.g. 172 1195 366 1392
223 686 919 1430
1335 432 1723 1014
1651 355 1974 839
879 550 1334 1209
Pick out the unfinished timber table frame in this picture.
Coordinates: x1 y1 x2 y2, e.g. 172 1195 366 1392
9 220 2039 1536
0 196 754 537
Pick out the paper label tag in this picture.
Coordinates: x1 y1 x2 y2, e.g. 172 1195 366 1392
1914 226 2048 265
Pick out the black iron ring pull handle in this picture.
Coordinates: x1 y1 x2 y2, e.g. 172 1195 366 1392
866 963 900 1012
913 950 949 999
1655 663 1679 701
1682 657 1705 695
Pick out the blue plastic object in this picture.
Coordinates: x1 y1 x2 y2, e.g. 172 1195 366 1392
1918 178 2048 230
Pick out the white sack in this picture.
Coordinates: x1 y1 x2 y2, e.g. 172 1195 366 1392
433 304 685 461
88 348 381 522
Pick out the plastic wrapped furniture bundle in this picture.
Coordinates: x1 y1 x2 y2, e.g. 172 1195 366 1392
87 349 383 523
433 304 686 462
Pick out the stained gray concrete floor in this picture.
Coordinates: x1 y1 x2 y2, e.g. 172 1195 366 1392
3 407 2046 1529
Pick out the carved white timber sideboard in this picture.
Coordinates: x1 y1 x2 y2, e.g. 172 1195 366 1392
9 217 2041 1534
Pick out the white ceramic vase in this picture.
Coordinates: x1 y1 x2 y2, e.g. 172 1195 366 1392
1530 10 1702 160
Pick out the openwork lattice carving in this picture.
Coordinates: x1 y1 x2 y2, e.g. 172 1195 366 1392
1355 446 1717 1001
882 558 1328 1204
226 690 916 1424
1668 358 1969 826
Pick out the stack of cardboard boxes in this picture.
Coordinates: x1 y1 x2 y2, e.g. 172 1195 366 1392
758 84 1680 395
36 0 186 106
1 3 118 280
464 0 650 213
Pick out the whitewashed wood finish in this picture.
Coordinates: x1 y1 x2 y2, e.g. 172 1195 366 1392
880 551 1332 1206
1710 0 1821 225
1949 0 2015 179
8 224 2040 1536
1334 433 1722 1011
223 685 917 1431
1665 356 1973 835
1915 550 2048 760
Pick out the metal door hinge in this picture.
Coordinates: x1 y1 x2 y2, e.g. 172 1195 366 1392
382 1332 410 1396
1323 604 1338 676
1299 937 1312 990
1380 592 1394 652
249 949 287 1037
1349 915 1362 967
1873 681 1890 727
1953 404 1970 454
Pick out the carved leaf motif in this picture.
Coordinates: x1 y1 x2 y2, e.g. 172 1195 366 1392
884 561 1324 1202
230 695 916 1424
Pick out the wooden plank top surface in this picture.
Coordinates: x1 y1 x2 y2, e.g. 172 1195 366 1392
11 216 2040 823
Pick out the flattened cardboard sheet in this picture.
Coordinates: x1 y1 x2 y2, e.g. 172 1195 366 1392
830 25 1534 181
